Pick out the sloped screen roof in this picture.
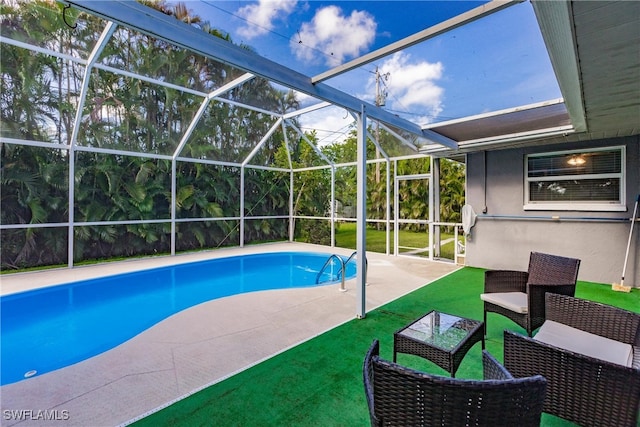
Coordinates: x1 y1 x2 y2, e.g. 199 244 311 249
54 0 567 152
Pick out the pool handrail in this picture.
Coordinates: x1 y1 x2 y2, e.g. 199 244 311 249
316 254 346 290
316 252 367 292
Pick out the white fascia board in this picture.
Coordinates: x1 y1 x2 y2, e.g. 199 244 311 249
458 125 574 146
531 0 586 132
419 126 575 154
66 1 445 147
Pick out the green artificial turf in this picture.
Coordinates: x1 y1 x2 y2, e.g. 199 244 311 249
134 267 639 427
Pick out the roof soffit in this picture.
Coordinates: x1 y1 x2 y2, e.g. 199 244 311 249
531 0 586 133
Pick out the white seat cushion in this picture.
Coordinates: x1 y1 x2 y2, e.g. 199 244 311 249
535 320 634 368
480 292 528 314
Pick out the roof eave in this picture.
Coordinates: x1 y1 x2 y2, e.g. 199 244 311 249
531 0 587 133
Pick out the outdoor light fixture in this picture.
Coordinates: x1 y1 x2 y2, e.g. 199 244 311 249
567 155 586 166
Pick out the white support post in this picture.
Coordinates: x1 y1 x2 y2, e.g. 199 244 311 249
68 150 75 268
356 106 367 319
385 158 391 255
331 166 336 247
282 121 294 242
433 157 441 258
428 157 435 261
171 159 177 255
289 170 294 242
393 159 399 256
240 166 245 247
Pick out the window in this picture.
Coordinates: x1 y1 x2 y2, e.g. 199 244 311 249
525 146 625 211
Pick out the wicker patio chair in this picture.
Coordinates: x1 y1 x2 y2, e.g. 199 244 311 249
481 251 580 337
363 339 547 427
504 293 640 427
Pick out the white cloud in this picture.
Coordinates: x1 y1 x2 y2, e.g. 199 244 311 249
236 0 298 39
291 5 376 66
298 106 355 146
372 52 444 123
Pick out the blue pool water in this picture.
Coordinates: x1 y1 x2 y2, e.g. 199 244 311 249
0 251 355 385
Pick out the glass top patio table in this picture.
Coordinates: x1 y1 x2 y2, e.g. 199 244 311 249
393 310 484 377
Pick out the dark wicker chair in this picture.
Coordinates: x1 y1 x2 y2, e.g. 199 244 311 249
504 293 640 427
481 251 580 337
363 339 547 427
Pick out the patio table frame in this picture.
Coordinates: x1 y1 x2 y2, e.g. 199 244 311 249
393 310 484 377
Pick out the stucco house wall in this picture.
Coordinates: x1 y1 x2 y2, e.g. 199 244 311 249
464 135 639 287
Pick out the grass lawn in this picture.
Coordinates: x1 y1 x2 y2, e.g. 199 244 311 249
335 222 462 260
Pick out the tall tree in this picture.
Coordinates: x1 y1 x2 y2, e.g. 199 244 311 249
1 1 300 268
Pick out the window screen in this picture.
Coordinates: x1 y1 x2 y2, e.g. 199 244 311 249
525 147 624 210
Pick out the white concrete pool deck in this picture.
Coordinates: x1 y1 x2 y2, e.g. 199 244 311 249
0 242 460 427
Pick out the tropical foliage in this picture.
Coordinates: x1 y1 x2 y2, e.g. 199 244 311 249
0 0 294 269
0 1 464 270
323 130 465 230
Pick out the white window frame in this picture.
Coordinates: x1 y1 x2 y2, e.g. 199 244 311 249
524 146 626 212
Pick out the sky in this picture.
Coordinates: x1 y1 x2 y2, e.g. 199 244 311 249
176 0 561 145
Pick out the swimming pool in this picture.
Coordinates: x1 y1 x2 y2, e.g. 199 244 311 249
0 251 355 386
